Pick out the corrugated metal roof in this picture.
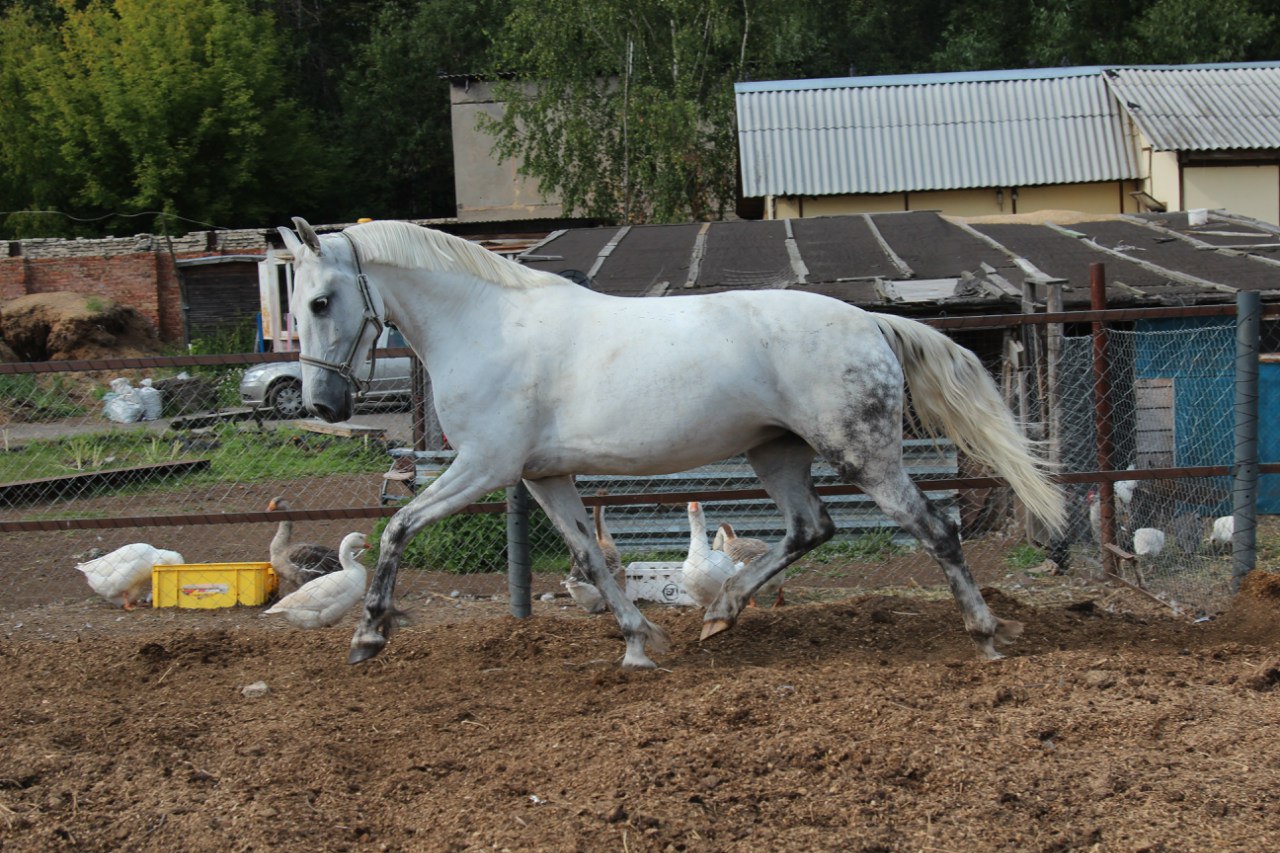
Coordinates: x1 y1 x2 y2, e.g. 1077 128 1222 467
1104 64 1280 151
735 69 1140 198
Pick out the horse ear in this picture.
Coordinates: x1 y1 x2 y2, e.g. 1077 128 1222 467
277 225 303 255
291 216 323 256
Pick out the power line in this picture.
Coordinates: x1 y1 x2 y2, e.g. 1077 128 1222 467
0 209 229 230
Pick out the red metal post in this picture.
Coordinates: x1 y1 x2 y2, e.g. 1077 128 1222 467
1090 263 1117 575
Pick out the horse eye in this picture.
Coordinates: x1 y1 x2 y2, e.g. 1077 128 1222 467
310 296 330 315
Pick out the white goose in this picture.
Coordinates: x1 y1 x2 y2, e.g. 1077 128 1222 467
76 543 184 610
1208 515 1233 551
680 502 739 609
264 532 368 628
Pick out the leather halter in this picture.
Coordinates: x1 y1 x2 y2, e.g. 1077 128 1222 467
297 231 385 396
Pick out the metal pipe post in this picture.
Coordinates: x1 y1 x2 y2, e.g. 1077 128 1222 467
507 481 532 617
1232 291 1261 591
410 357 427 452
1090 263 1118 576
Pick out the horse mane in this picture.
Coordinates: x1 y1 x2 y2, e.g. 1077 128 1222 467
343 221 565 291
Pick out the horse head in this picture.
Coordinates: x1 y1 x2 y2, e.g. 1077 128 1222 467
278 217 385 423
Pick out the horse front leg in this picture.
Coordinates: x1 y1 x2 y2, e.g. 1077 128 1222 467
523 476 671 669
350 458 509 664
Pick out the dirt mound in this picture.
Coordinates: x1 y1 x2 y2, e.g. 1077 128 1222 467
0 292 164 361
1215 569 1280 639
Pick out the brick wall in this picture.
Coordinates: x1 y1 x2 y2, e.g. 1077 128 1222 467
0 230 275 344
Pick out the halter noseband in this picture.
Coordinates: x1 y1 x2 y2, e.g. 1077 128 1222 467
297 231 385 396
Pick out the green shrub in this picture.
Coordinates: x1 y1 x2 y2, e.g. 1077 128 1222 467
370 490 562 573
186 318 260 409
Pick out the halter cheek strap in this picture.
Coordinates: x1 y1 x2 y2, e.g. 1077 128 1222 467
297 232 385 396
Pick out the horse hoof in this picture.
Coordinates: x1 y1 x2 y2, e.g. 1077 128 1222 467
621 652 657 670
700 617 735 641
348 639 385 665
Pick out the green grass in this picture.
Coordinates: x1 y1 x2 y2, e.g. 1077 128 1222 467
1004 543 1046 570
806 529 907 564
0 375 89 422
0 423 389 486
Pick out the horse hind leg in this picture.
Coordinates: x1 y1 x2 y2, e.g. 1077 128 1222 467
522 476 670 669
702 434 835 639
854 464 1020 659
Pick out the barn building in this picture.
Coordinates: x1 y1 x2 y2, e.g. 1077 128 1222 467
735 62 1280 225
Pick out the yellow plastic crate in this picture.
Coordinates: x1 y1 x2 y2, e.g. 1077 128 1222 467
151 562 278 609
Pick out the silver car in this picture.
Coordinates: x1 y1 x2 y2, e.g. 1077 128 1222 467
239 327 414 418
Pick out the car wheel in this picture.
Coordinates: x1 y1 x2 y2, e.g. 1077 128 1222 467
266 379 305 419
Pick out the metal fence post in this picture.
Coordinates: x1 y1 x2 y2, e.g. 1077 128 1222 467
1090 263 1118 577
507 481 532 617
1232 291 1261 591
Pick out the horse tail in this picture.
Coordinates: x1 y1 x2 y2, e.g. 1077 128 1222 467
871 312 1065 534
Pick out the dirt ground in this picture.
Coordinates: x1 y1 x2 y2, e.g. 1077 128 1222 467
3 559 1280 852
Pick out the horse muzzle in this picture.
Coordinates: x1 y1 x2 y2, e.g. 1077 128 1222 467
303 369 354 422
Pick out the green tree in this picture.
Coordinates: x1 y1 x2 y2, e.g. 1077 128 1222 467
0 6 69 235
487 0 815 223
334 0 509 220
2 0 333 237
929 0 1036 71
1127 0 1274 63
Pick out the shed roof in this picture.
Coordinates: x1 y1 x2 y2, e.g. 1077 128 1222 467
1104 62 1280 152
735 67 1139 198
519 210 1280 314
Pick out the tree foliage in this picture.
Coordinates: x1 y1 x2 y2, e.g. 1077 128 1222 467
1 0 332 236
3 0 1280 236
333 0 508 220
485 0 866 223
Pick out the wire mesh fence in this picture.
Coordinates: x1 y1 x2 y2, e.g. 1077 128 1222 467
0 306 1265 626
1054 320 1240 614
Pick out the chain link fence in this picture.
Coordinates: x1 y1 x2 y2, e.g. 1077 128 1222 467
0 305 1265 624
1053 320 1241 614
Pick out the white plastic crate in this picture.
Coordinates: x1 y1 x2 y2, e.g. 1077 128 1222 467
624 561 695 606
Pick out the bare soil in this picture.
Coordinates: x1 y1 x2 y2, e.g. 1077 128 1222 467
3 561 1280 852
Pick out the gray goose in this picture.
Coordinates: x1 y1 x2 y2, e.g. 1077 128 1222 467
713 522 785 607
564 501 626 613
267 496 341 589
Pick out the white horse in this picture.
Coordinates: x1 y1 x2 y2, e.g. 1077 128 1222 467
278 218 1064 669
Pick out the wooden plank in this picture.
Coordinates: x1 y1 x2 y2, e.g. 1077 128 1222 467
0 459 210 504
297 420 386 439
169 407 259 430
